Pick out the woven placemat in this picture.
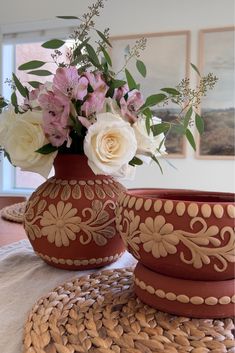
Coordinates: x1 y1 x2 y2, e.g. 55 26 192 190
23 268 235 353
1 201 26 223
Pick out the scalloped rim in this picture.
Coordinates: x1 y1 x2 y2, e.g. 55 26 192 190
118 192 235 218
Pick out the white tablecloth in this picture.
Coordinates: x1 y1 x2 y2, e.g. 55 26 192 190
0 240 137 353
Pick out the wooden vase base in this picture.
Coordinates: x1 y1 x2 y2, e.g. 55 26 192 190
134 262 235 318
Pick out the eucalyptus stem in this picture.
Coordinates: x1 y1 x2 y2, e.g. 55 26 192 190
116 38 147 76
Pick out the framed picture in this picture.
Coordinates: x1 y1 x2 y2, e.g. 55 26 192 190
110 31 191 158
196 27 235 159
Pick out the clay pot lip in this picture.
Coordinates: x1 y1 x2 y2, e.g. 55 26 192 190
125 188 235 204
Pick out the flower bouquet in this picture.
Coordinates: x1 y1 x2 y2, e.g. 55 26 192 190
0 0 217 179
0 0 217 269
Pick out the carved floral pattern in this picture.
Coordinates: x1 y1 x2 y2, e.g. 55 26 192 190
140 215 179 258
40 201 81 247
78 199 116 246
116 208 235 272
116 208 141 258
24 183 116 247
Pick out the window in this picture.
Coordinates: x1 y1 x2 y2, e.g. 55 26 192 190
0 25 73 194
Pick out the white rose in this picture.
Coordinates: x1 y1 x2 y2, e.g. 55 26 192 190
111 163 136 180
4 109 57 178
84 112 137 177
133 116 166 162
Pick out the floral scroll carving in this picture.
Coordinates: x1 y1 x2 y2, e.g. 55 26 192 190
116 208 235 272
24 197 116 248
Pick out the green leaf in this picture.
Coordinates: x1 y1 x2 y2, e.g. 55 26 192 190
100 45 112 66
85 43 101 68
111 79 126 89
151 155 163 174
195 113 204 134
56 16 79 19
106 86 115 98
69 115 83 135
141 94 167 110
158 136 166 151
11 91 18 106
28 81 42 89
12 73 27 98
125 68 137 90
186 129 196 151
129 156 143 166
151 122 170 136
171 124 186 135
142 108 152 135
36 143 58 155
11 92 19 113
96 30 112 47
27 70 53 76
42 39 65 49
18 60 46 71
183 106 193 128
73 38 90 58
87 83 94 93
77 64 91 73
136 60 146 77
0 100 7 109
191 63 201 77
71 54 88 66
160 87 180 95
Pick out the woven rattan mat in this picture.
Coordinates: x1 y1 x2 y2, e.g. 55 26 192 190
1 201 26 223
23 268 234 353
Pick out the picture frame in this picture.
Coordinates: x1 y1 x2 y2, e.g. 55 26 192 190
196 27 235 160
110 31 191 158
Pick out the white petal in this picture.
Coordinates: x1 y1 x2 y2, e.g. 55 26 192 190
143 240 154 253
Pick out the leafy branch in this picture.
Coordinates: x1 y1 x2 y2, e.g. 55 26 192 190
140 68 218 153
116 38 147 76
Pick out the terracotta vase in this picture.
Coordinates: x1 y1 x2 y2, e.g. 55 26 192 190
23 154 126 270
116 188 235 318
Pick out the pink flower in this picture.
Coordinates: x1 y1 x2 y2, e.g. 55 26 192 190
83 72 96 88
38 92 71 147
77 116 92 129
113 84 129 102
53 67 88 101
43 122 71 148
22 83 52 110
120 89 144 123
81 93 105 117
79 72 108 117
29 88 40 101
83 71 108 94
39 92 70 126
93 72 108 95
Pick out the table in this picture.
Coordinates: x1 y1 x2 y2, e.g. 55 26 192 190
0 218 136 353
0 217 27 246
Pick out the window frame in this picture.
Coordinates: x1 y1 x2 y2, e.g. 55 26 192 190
0 19 76 195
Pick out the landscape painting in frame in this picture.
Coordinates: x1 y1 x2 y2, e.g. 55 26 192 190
197 27 235 159
110 31 190 158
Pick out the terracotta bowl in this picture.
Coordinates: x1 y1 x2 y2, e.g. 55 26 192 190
116 188 235 281
116 188 235 318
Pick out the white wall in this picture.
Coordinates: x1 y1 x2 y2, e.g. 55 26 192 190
0 0 234 192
